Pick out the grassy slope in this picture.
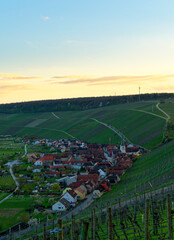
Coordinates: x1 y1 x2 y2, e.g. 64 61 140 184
0 101 167 149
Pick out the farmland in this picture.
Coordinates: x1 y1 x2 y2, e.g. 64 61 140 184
0 100 170 149
0 198 34 231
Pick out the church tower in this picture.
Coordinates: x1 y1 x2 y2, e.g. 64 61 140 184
120 135 126 153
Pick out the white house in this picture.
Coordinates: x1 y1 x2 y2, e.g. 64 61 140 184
62 190 77 203
52 198 70 211
98 169 106 179
32 169 41 173
34 160 43 166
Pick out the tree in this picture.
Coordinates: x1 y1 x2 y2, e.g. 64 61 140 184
34 176 40 183
18 212 30 222
51 183 61 192
22 184 34 194
27 166 32 172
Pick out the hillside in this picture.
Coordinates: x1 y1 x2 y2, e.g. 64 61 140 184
0 93 173 113
0 100 170 149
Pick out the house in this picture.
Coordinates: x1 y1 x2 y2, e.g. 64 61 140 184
66 175 77 186
62 190 77 203
85 181 94 193
80 185 87 195
98 169 106 179
52 198 70 211
93 190 101 198
56 175 77 186
77 174 99 183
75 187 86 200
34 160 43 166
70 160 87 170
32 169 41 173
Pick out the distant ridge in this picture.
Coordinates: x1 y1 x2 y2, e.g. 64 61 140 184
0 93 173 113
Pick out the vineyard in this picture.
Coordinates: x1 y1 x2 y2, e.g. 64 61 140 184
1 186 174 240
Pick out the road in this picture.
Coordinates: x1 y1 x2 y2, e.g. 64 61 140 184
91 118 132 144
52 112 60 119
22 144 27 158
0 161 19 204
156 103 170 121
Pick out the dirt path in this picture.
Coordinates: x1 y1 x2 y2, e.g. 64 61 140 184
51 113 75 139
22 144 27 158
51 112 60 119
129 108 167 120
0 162 19 205
156 103 170 121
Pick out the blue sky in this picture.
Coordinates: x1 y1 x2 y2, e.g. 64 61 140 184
0 0 174 103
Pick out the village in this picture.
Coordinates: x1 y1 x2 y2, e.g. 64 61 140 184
18 138 144 213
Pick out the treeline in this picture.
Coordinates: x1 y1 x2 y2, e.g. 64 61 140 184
0 93 173 113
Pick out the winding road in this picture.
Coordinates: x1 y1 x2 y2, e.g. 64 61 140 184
91 118 132 144
156 103 170 121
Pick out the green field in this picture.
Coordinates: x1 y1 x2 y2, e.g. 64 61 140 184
0 193 9 201
0 198 34 231
0 100 170 149
0 175 15 186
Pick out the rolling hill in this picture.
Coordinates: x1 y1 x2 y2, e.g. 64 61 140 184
0 99 172 149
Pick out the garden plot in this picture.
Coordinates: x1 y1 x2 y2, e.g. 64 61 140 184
0 208 22 218
25 119 48 128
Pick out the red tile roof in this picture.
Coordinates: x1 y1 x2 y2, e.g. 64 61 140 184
77 174 99 182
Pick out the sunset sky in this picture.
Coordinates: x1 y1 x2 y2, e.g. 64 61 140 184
1 0 174 103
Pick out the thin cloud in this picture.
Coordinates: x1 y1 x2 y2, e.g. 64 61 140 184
0 73 44 81
49 74 174 86
42 16 50 20
52 75 90 79
0 84 34 92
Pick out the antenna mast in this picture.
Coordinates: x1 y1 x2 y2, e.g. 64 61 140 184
139 86 141 101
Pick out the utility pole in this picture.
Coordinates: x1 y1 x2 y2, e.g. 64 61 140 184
139 86 141 102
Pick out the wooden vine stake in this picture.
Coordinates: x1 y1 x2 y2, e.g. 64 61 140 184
108 207 113 240
167 194 173 240
145 199 150 240
93 209 96 240
43 223 47 240
80 221 89 240
71 214 75 240
58 219 63 240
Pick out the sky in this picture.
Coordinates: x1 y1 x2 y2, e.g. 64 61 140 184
0 0 174 103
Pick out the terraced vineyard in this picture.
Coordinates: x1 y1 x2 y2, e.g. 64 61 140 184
0 100 170 149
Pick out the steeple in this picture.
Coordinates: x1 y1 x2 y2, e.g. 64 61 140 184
120 135 126 153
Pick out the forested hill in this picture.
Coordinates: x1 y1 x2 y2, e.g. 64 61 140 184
0 93 173 113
